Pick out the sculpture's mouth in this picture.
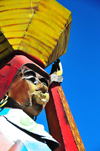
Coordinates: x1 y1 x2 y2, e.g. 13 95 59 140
20 87 49 108
31 91 49 105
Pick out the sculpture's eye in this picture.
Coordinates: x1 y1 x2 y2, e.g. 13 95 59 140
24 69 36 77
23 69 38 85
39 77 48 87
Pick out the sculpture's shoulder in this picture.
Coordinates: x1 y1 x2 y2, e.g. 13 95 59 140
0 109 59 151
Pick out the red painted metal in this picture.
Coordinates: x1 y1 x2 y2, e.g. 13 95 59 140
13 50 45 68
45 82 78 151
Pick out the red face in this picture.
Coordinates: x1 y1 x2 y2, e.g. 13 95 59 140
8 66 50 118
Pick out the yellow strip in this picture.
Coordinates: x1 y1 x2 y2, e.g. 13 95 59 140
0 100 8 107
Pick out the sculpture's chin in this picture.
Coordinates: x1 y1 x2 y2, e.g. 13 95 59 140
22 91 49 117
23 102 43 117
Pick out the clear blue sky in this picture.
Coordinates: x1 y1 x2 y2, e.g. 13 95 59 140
37 0 100 151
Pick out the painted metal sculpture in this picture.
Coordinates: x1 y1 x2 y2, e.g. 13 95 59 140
0 0 85 151
0 55 60 150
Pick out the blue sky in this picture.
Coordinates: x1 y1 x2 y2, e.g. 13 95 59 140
37 0 100 151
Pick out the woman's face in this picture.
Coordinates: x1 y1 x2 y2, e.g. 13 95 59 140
8 66 50 117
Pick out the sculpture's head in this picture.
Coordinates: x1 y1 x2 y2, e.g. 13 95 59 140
0 55 50 118
8 65 50 117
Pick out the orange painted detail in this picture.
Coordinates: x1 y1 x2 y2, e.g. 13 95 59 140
57 85 85 151
9 141 25 151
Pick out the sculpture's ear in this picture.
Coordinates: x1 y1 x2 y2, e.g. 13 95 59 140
0 30 14 63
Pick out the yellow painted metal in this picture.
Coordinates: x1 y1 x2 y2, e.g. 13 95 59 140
0 0 72 67
0 31 13 61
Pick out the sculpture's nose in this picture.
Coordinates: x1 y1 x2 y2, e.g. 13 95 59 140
35 81 48 93
27 79 48 96
28 80 49 105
